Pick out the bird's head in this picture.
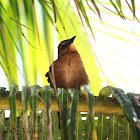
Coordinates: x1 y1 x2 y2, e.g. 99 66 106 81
58 36 76 57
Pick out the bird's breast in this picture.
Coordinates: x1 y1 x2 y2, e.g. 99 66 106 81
53 53 88 89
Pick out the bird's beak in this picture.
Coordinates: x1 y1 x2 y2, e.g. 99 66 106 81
68 36 76 45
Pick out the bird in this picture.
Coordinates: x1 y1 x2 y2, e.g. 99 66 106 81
45 36 89 90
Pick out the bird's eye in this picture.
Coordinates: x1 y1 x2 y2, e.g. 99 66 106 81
62 44 65 48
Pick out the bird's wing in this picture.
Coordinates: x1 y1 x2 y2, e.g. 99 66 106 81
45 59 58 84
45 65 52 83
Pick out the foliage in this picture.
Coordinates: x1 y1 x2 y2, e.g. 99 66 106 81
0 0 139 95
99 85 140 140
0 84 140 139
0 1 140 139
0 84 98 140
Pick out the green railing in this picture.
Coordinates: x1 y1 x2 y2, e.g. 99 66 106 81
0 83 140 140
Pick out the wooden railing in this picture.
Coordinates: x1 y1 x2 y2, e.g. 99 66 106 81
0 84 140 140
0 91 124 115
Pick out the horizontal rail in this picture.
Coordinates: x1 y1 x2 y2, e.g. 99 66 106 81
0 91 124 115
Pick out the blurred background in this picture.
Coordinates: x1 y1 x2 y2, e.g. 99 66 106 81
0 0 140 95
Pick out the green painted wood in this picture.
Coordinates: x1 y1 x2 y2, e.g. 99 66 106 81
123 117 128 140
1 86 140 139
97 114 109 140
76 113 83 140
52 111 60 140
0 110 5 139
38 111 47 140
109 114 118 140
82 117 90 140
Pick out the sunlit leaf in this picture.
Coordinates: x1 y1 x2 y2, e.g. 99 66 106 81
76 0 95 39
130 0 135 17
99 86 112 100
90 0 102 20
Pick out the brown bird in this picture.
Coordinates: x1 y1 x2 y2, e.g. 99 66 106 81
45 36 89 90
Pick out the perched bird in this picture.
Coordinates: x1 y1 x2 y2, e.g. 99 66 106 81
45 36 89 90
